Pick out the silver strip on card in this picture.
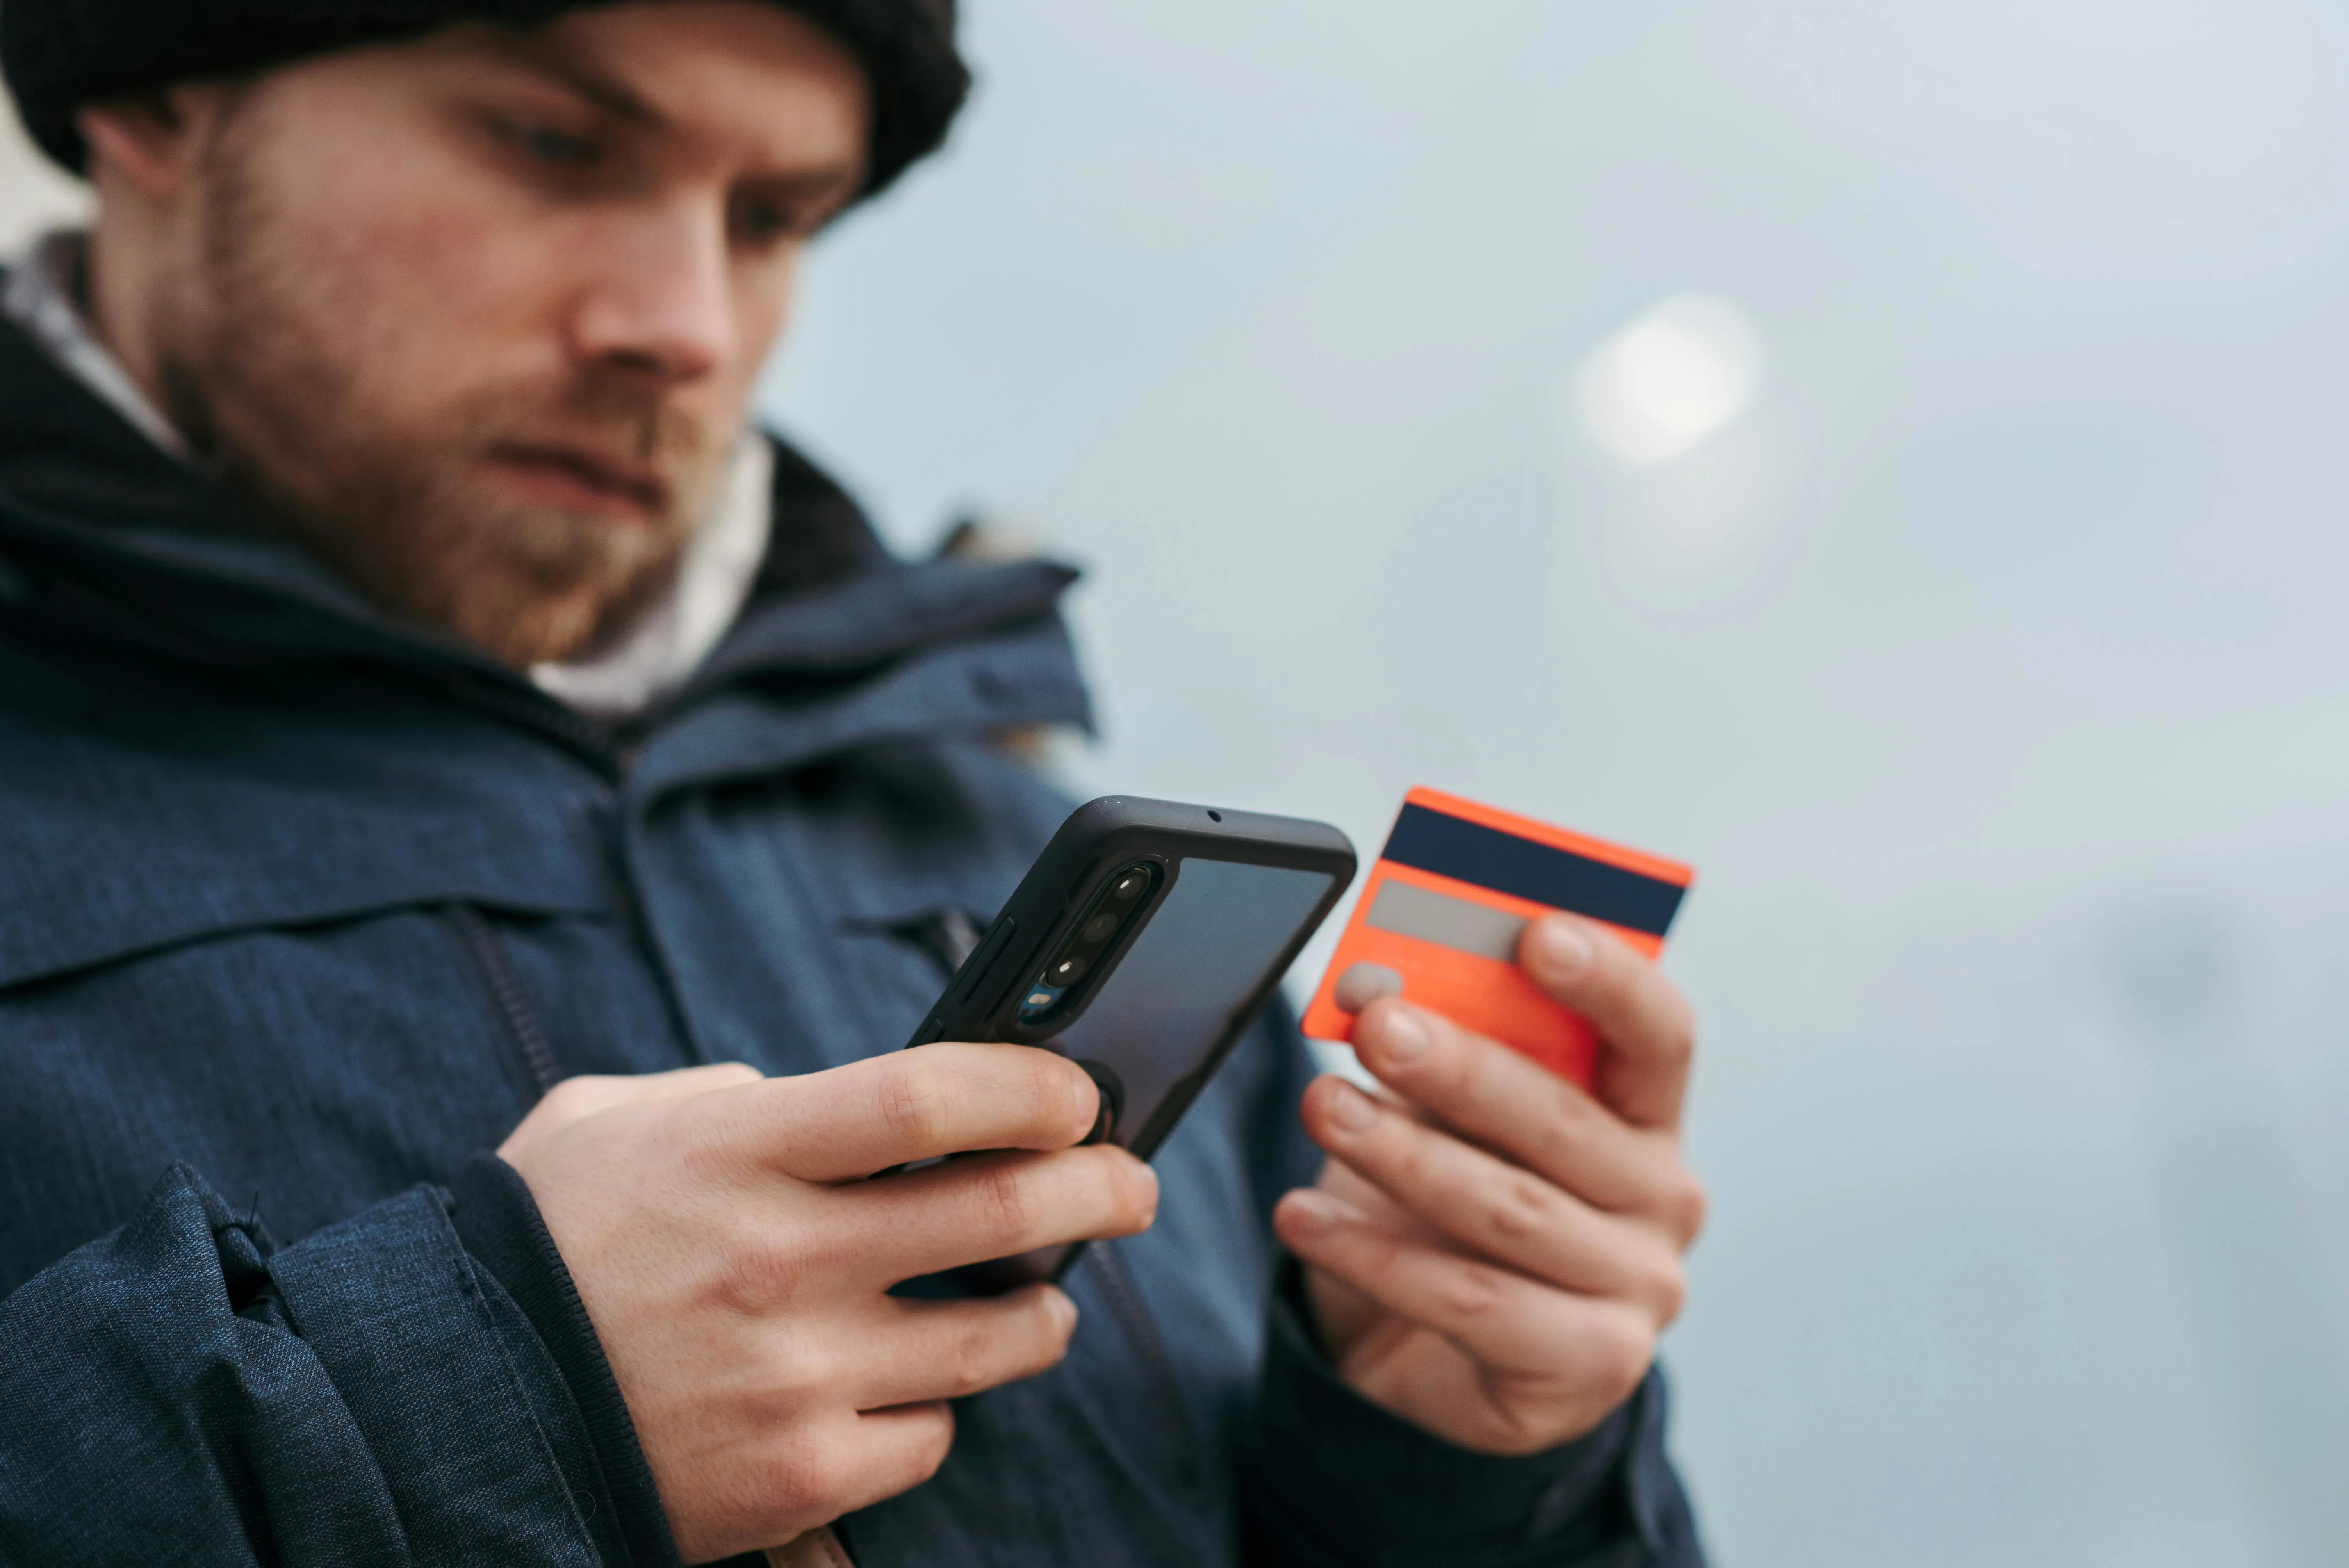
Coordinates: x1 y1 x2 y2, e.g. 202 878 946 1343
1363 878 1528 962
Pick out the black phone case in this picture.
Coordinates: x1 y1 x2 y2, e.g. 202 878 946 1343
903 795 1356 1290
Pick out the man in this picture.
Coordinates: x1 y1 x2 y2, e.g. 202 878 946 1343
0 2 1709 1564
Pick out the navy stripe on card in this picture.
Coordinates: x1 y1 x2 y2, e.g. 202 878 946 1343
1379 804 1686 937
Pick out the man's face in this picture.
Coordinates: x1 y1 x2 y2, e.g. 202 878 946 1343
116 2 868 665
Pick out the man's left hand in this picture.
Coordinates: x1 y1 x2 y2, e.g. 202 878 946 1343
1275 913 1706 1455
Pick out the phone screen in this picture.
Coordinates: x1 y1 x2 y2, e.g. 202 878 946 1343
1044 856 1340 1153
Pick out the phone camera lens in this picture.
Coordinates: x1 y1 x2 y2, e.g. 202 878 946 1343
1049 953 1089 985
1081 911 1120 943
1112 870 1147 900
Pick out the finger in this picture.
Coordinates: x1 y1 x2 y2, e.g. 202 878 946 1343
835 1403 958 1509
1274 1188 1658 1379
1299 1077 1686 1315
856 1284 1080 1409
806 1404 958 1530
712 1045 1102 1182
1319 1153 1435 1238
684 1403 955 1562
558 1063 766 1116
1518 914 1695 1129
1349 1004 1705 1237
833 1146 1158 1284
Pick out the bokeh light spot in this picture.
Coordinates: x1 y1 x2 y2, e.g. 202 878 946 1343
1577 292 1764 465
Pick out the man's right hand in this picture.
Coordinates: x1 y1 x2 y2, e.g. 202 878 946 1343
497 1046 1158 1564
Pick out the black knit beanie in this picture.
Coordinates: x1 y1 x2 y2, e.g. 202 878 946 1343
0 0 968 197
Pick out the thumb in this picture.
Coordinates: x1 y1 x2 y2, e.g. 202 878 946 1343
1519 915 1694 1130
498 1062 764 1161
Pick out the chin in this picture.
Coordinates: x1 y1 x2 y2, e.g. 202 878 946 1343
295 469 694 667
441 584 618 668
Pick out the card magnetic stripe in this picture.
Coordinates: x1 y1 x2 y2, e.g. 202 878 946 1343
1379 803 1687 937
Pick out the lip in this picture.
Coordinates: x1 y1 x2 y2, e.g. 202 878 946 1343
485 440 669 518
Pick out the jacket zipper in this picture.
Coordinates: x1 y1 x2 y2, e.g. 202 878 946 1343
447 903 562 1098
1085 1242 1206 1505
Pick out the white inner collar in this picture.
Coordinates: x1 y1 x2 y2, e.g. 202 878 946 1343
2 227 774 720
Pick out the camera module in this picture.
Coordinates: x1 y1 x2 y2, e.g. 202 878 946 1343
1018 862 1158 1028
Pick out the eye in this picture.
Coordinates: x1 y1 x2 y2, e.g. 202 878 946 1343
489 114 602 170
730 192 813 248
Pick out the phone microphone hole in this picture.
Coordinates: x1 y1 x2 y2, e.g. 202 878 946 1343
1207 810 1222 821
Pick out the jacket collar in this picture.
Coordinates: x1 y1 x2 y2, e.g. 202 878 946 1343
0 304 1092 779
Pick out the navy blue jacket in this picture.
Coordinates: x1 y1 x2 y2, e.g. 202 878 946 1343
0 311 1703 1567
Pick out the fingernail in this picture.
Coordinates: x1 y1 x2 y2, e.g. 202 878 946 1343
1044 1287 1079 1331
1325 1080 1377 1133
1333 961 1403 1014
1531 918 1594 977
1373 1006 1429 1064
1284 1189 1345 1236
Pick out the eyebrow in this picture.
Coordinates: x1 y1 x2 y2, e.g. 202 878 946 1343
461 29 870 193
476 32 667 130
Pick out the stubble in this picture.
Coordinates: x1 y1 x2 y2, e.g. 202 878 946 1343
150 94 724 667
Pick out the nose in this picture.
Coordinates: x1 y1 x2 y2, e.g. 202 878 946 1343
570 200 733 386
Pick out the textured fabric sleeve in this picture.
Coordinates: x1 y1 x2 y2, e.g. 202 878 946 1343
449 1151 684 1568
1234 1013 1706 1568
0 1161 610 1566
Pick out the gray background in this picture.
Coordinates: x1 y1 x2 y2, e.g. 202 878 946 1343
9 1 2347 1559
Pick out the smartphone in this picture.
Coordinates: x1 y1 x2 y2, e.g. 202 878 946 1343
904 795 1356 1290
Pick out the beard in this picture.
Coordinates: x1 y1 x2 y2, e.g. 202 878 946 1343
150 103 729 669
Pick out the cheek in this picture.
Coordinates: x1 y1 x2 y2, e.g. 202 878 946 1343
260 137 578 416
735 262 798 355
716 262 800 411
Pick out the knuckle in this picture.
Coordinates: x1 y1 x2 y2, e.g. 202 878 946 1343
709 1219 811 1314
1422 1010 1482 1088
1437 1260 1506 1323
674 1113 745 1187
791 1336 846 1401
759 1431 824 1521
1549 1073 1601 1133
1400 1136 1453 1203
877 1059 953 1151
787 1438 854 1514
945 1319 1002 1397
1531 1078 1601 1164
1485 1406 1554 1457
1647 1256 1689 1325
976 1161 1039 1248
1487 1173 1554 1243
535 1075 604 1120
1590 1311 1657 1406
1666 1171 1709 1243
1422 1022 1485 1101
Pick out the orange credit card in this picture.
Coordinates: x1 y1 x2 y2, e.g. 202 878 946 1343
1301 788 1694 1089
